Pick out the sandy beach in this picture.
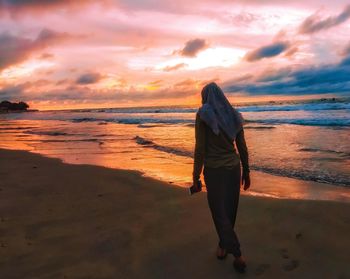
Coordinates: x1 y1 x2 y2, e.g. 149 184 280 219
1 148 350 279
1 0 350 278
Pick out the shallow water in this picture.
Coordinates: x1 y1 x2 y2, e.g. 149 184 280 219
1 99 349 200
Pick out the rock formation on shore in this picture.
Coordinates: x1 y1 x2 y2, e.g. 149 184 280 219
0 101 29 112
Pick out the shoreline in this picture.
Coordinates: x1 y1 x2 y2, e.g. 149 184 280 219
1 106 349 194
1 147 349 203
1 148 350 278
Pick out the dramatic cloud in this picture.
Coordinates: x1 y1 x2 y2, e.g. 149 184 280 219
76 72 102 85
0 79 57 100
1 0 350 108
162 63 187 72
54 0 350 14
0 84 26 99
299 5 350 34
284 47 298 57
1 0 66 7
148 80 163 85
0 29 70 71
178 39 208 57
0 33 32 70
245 41 290 62
0 81 197 104
230 12 261 26
174 79 199 88
225 55 350 95
255 68 292 82
38 53 54 60
0 0 95 14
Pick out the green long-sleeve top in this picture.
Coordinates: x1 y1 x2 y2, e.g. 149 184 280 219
193 113 250 180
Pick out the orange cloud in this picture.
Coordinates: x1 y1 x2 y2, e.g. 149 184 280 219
163 63 187 72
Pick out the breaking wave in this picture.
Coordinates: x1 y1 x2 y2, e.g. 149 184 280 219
134 136 350 187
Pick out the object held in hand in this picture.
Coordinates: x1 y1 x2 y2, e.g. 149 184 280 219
189 180 202 195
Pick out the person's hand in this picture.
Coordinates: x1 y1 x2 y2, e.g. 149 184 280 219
242 172 251 191
192 178 200 191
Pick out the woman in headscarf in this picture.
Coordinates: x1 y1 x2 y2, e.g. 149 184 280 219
192 82 250 273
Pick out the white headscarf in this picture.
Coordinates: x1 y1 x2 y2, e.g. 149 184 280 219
198 82 243 141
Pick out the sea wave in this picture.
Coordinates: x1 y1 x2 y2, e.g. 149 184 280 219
299 148 350 158
134 135 350 187
72 117 193 125
134 136 193 157
3 100 349 127
39 138 101 143
250 166 350 187
25 131 69 136
248 118 350 126
70 117 350 127
68 107 197 114
65 101 349 114
0 126 38 130
238 102 350 112
24 130 88 137
244 125 276 129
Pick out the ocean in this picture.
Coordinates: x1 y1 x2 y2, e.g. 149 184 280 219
1 98 349 199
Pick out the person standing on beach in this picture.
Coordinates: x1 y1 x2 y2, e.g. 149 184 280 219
192 82 250 273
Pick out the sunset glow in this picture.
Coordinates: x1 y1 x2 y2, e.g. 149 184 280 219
1 1 350 110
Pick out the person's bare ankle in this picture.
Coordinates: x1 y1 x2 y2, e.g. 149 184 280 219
216 246 227 259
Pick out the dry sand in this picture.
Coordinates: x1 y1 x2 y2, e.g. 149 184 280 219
0 148 349 279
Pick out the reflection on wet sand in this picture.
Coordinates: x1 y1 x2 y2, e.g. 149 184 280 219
0 118 349 202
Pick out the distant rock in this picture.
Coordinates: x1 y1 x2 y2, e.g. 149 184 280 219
0 101 32 113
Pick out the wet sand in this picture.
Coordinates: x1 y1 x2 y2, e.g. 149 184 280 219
0 148 349 279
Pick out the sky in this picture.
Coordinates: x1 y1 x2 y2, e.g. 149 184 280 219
0 0 350 110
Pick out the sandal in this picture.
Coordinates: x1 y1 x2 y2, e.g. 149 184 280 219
233 256 247 273
216 246 227 260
